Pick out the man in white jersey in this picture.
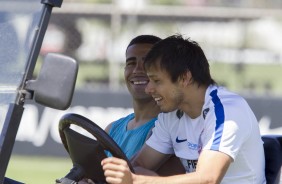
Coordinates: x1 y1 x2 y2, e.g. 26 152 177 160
101 35 266 184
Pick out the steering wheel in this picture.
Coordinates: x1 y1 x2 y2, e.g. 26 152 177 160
57 113 134 184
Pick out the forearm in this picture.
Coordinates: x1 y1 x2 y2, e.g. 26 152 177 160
133 173 202 184
131 144 171 170
134 166 158 176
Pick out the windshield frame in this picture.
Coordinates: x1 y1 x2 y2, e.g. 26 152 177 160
0 0 63 182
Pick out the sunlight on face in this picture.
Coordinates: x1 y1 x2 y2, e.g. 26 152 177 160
146 60 184 112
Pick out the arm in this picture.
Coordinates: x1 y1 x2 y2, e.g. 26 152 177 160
101 144 170 183
194 150 232 183
131 149 185 176
102 149 232 184
156 155 185 176
104 122 113 134
134 149 231 184
131 144 171 175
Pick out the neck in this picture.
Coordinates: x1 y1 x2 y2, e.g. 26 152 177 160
181 84 208 119
132 99 160 122
126 99 160 130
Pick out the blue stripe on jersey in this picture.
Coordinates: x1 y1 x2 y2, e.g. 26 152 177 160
210 89 225 151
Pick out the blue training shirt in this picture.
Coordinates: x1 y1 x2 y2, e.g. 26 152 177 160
106 113 156 159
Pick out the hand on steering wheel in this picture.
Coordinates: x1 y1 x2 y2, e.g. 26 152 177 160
57 113 134 183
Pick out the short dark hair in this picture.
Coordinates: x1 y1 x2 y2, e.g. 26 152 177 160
144 34 215 86
126 35 162 53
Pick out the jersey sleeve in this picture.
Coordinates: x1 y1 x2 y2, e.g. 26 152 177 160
146 113 174 154
202 102 253 160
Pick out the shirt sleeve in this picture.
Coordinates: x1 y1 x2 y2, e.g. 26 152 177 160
202 103 252 160
146 113 174 154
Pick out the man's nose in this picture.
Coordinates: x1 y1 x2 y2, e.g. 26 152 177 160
133 60 145 73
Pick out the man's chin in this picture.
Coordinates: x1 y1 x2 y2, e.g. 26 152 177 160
159 107 169 113
159 106 177 113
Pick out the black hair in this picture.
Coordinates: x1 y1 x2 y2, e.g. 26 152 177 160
144 34 215 86
126 35 162 53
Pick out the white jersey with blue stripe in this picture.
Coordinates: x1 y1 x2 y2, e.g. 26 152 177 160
146 85 266 184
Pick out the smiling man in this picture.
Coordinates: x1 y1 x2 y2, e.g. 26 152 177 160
101 35 266 184
105 35 162 159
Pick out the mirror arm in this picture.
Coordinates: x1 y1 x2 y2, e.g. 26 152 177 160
20 80 35 100
41 0 63 8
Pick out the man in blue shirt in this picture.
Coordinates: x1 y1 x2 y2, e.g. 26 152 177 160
105 35 184 176
105 35 161 160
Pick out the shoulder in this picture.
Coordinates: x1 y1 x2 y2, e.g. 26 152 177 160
207 86 249 112
104 123 113 134
205 86 256 130
209 86 245 103
105 113 134 133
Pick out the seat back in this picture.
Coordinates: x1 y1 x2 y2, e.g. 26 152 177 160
262 135 282 184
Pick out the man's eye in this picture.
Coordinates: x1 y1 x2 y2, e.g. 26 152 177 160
126 62 135 66
125 64 131 68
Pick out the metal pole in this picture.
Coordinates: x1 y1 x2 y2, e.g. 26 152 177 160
0 0 63 182
0 104 24 183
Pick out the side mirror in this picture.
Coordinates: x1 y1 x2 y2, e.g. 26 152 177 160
25 53 78 110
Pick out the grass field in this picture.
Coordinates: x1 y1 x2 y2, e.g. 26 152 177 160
6 155 72 184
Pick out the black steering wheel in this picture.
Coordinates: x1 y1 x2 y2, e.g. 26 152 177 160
57 113 134 184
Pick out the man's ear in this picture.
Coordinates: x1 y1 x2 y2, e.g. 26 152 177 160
179 70 192 87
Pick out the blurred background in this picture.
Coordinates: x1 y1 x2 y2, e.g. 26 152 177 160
4 0 282 183
39 0 282 95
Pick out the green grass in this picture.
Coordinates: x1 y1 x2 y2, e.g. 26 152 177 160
6 155 72 184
